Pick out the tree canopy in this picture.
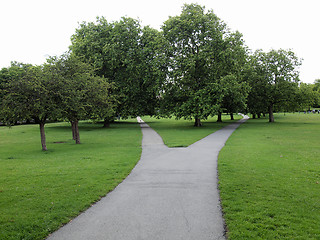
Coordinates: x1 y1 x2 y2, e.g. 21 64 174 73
247 49 302 122
70 17 165 120
0 54 116 150
0 63 58 150
0 2 309 143
43 53 116 144
160 4 248 126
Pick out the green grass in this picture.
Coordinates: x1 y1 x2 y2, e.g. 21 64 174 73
142 114 241 147
0 120 141 240
3 113 318 239
218 113 320 239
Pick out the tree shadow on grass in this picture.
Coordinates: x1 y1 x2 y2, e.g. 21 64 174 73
47 120 140 132
245 118 320 126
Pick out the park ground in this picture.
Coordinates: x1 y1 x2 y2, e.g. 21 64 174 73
0 113 319 239
218 113 320 239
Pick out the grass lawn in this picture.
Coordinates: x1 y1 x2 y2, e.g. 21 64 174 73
218 113 320 239
142 114 241 147
0 120 141 240
3 113 318 239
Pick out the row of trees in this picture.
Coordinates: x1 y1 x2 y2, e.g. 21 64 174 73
1 4 319 150
0 56 115 150
70 4 316 124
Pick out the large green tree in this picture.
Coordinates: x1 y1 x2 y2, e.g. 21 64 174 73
216 31 249 121
219 74 249 121
0 63 33 111
0 63 58 150
70 17 164 121
245 54 269 118
161 4 247 126
43 53 115 144
295 83 319 111
249 49 302 122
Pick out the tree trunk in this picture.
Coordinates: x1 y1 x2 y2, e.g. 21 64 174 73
39 122 47 151
252 113 256 119
217 112 222 122
194 118 202 127
103 118 110 128
74 120 81 144
257 113 261 118
71 121 76 140
230 112 234 120
268 104 274 122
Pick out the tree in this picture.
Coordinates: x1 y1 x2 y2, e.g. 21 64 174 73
248 49 301 122
70 17 164 121
245 54 269 118
217 31 249 121
220 74 250 120
0 63 57 151
161 4 246 126
313 79 320 91
0 68 11 106
43 53 115 144
0 63 33 114
295 83 319 111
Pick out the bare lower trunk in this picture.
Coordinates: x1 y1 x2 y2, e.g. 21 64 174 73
268 104 274 122
103 118 110 128
39 122 47 151
71 121 76 140
230 112 234 120
217 112 222 122
74 120 80 144
257 113 261 118
252 113 256 119
194 118 202 127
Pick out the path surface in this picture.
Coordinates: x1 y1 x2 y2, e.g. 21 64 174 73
47 116 249 240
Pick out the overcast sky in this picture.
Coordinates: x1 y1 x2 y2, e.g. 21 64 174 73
1 0 319 83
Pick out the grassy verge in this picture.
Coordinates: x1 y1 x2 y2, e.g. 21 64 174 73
218 113 320 239
142 114 241 147
0 120 141 240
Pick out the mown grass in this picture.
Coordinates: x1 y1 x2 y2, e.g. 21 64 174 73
218 113 320 239
4 113 318 239
0 120 141 240
142 114 241 147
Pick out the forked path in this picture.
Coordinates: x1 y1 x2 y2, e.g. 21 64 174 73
47 116 249 240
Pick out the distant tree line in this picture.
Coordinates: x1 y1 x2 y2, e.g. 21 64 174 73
1 3 319 150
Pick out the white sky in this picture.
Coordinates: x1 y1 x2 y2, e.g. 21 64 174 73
1 0 319 83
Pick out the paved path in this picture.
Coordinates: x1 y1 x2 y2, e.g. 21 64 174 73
47 116 248 240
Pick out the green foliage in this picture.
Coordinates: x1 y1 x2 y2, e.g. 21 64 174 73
244 56 269 117
1 4 305 127
0 63 55 125
160 4 248 125
70 17 164 118
0 54 116 149
0 63 30 106
0 62 60 150
246 49 302 121
220 74 250 117
0 120 141 240
313 79 320 91
43 53 116 122
294 83 320 111
218 113 320 239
